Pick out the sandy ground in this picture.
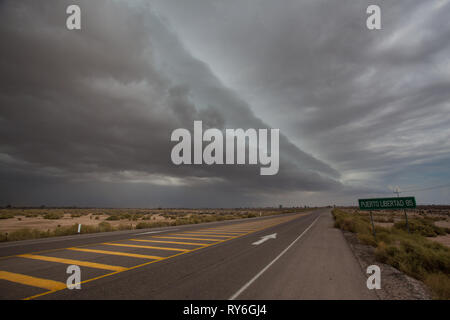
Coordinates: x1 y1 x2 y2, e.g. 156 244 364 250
435 220 450 228
0 208 300 234
0 214 167 233
373 218 450 248
432 220 450 247
353 209 450 248
429 234 450 247
374 222 395 228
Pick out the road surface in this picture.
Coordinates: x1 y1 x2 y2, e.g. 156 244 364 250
0 209 377 300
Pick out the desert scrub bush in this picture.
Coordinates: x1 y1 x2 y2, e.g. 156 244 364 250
129 214 139 221
25 213 39 218
332 209 372 234
53 224 78 237
43 212 63 220
424 273 450 300
136 222 152 229
161 213 178 220
161 213 177 220
357 233 378 246
70 213 83 218
106 215 120 221
0 213 14 219
97 221 113 232
333 208 450 299
375 235 450 281
1 222 121 242
4 228 46 241
373 215 394 223
117 224 133 231
398 238 450 278
393 218 447 237
174 218 192 225
78 224 98 234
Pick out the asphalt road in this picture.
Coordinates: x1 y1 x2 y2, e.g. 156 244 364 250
0 209 377 300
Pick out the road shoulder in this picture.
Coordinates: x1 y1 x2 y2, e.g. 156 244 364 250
237 210 378 299
341 230 432 299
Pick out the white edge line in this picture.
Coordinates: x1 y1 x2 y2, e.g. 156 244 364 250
0 228 178 248
134 229 178 235
229 215 321 300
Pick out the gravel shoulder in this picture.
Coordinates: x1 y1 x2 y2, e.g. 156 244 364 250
341 230 432 300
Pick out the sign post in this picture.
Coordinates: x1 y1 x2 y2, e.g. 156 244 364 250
369 211 376 239
358 197 416 235
404 210 410 233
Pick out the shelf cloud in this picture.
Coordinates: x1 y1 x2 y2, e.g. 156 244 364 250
1 0 449 206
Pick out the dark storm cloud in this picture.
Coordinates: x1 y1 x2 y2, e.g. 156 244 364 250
0 0 348 207
150 0 450 204
1 0 449 206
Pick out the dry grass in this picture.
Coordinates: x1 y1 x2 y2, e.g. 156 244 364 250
332 208 450 300
0 207 310 242
0 222 118 242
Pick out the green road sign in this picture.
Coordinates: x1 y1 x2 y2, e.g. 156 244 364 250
358 197 416 210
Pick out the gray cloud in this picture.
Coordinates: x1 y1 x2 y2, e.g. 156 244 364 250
1 0 449 207
149 0 450 204
0 0 343 207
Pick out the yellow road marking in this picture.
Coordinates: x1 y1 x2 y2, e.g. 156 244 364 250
18 254 127 272
67 248 162 260
130 239 208 246
205 230 255 234
183 231 242 237
174 233 232 238
23 233 230 300
207 227 256 230
0 271 66 291
186 231 244 235
21 212 308 300
152 236 224 241
207 229 257 232
103 243 189 252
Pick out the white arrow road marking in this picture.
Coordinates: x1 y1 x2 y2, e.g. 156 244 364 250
230 216 320 300
252 233 277 245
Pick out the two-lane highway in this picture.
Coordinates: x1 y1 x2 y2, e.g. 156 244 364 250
0 209 377 300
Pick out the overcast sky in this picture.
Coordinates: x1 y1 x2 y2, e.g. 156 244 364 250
0 0 449 207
